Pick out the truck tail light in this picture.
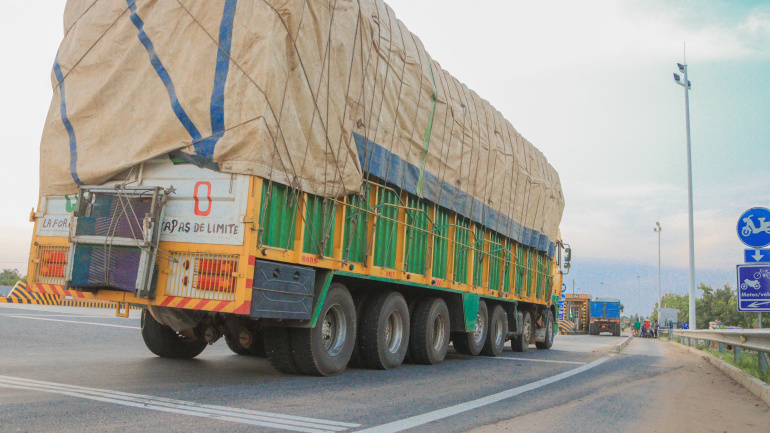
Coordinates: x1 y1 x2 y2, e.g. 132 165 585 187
41 250 67 264
35 245 69 284
40 264 65 278
197 259 237 275
196 275 234 292
194 258 238 293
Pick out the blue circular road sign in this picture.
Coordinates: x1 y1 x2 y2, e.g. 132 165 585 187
737 207 770 248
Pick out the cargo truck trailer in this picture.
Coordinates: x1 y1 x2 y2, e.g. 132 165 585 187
26 0 567 376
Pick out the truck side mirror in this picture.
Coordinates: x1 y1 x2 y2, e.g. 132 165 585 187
564 247 571 267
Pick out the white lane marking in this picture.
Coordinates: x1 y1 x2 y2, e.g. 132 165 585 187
2 315 139 329
0 375 359 433
357 355 613 433
491 357 587 365
0 313 139 319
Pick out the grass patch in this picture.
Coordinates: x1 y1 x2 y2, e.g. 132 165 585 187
701 347 770 385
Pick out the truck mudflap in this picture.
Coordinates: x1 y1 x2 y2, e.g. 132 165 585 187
250 261 316 320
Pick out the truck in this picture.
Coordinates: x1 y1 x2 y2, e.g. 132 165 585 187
26 0 567 376
588 298 622 336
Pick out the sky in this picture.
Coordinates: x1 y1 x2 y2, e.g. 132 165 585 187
1 1 769 316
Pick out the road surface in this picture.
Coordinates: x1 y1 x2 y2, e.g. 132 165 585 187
0 304 766 432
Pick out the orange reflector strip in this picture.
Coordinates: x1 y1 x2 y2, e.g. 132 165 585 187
41 250 67 264
197 259 237 275
40 264 65 278
196 275 235 292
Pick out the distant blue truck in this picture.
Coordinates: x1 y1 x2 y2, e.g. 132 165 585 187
588 298 622 336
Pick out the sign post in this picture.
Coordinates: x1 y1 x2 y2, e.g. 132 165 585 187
737 207 770 318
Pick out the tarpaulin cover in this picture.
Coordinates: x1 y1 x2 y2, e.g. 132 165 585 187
41 0 564 254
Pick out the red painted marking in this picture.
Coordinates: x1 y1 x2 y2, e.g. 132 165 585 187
233 301 251 315
212 301 229 312
176 297 192 309
190 299 207 310
159 297 175 307
193 181 212 216
245 279 253 288
248 256 256 266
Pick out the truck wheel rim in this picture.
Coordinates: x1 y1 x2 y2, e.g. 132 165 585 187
524 319 531 343
473 312 485 344
385 310 403 354
494 315 504 347
322 304 346 357
432 314 446 351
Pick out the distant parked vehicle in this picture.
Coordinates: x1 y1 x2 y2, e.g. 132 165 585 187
588 298 622 336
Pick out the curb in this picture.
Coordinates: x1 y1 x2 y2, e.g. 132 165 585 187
611 335 633 354
672 340 770 408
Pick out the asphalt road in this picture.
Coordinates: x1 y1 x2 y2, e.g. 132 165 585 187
1 304 764 433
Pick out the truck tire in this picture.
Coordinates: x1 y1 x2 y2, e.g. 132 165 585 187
452 300 488 356
291 283 357 376
225 330 265 357
589 322 597 335
264 327 301 374
348 293 370 368
410 297 450 365
511 311 532 352
360 291 410 370
535 310 554 349
613 323 621 337
481 305 507 357
141 309 207 359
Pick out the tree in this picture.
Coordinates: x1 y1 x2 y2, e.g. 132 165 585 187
0 268 26 286
652 293 689 324
652 284 764 329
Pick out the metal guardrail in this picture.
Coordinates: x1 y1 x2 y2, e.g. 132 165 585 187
673 329 770 371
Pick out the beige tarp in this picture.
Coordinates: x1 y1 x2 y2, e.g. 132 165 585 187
41 0 564 251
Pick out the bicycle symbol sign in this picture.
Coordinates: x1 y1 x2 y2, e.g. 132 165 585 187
737 207 770 248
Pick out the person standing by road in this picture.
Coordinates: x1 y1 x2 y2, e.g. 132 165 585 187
654 321 659 338
634 318 641 337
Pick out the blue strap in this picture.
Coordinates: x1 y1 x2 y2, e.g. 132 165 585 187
53 55 83 185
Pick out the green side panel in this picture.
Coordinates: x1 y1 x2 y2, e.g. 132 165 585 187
453 218 470 283
525 246 534 298
373 188 399 268
404 194 430 274
431 207 450 280
303 194 335 257
342 186 370 264
515 243 526 296
488 232 502 291
502 240 512 293
463 292 480 332
472 226 484 287
535 253 544 300
546 257 554 300
261 182 298 249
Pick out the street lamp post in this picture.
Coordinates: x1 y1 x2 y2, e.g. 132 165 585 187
601 282 611 298
637 275 641 319
673 57 696 330
654 222 662 315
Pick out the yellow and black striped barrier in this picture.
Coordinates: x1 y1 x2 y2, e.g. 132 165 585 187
1 281 140 310
558 319 575 335
0 281 60 305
